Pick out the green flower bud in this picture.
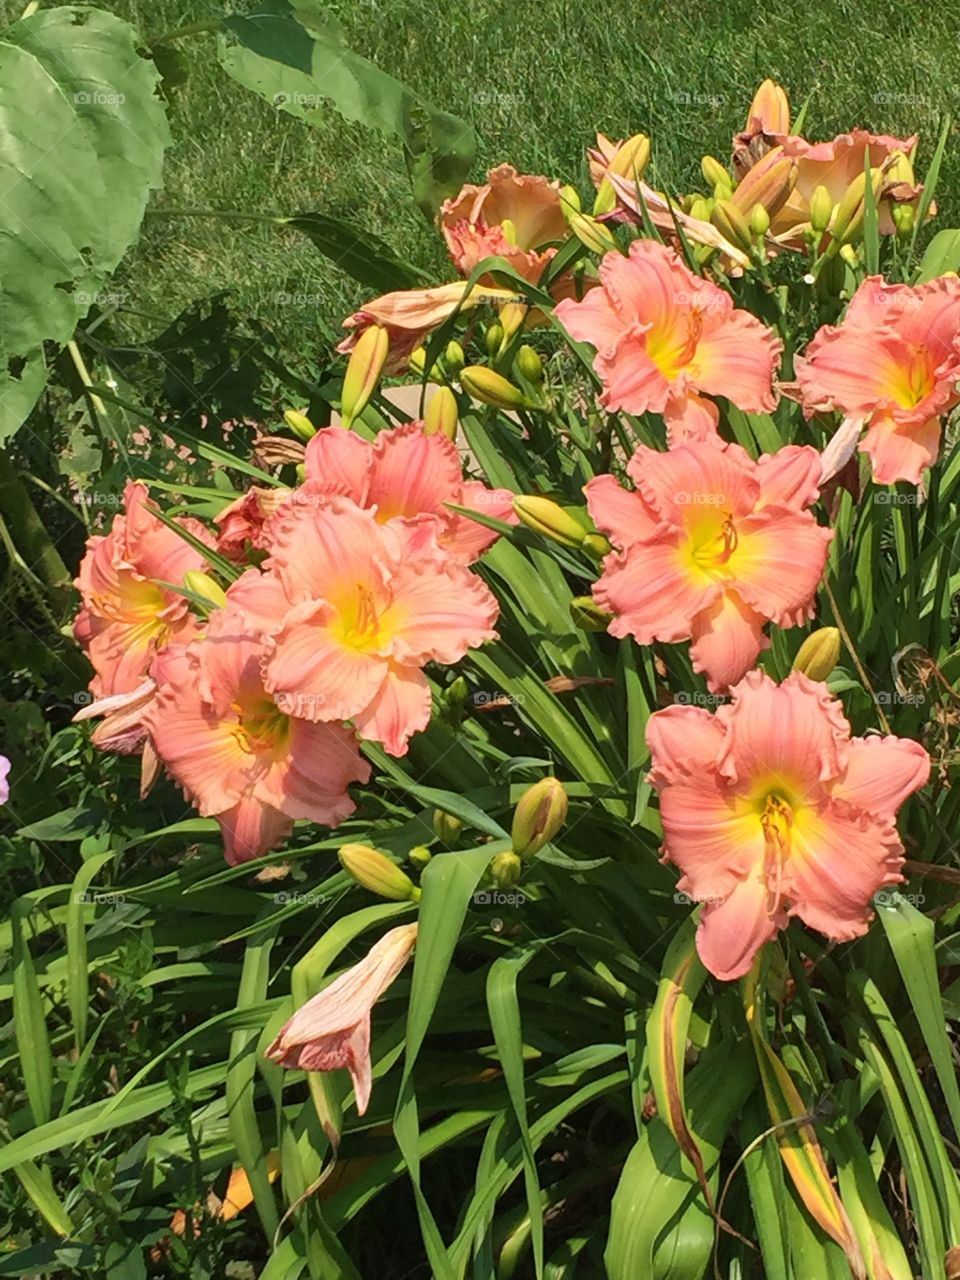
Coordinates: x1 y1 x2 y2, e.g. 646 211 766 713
791 627 841 682
339 844 420 901
511 777 568 857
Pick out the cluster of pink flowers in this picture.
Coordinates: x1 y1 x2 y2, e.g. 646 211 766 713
72 424 507 864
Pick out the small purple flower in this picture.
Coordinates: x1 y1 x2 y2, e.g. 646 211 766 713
0 755 9 806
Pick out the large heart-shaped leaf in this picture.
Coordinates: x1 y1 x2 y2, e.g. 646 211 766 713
0 6 170 441
217 1 475 218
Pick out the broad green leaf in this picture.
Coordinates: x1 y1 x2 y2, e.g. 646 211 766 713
217 1 474 216
914 227 960 282
0 6 170 438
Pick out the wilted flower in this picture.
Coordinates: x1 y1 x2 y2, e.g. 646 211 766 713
585 440 832 690
265 923 418 1114
554 240 781 444
302 422 515 564
646 670 930 980
227 497 499 756
788 275 960 484
214 487 291 562
144 608 370 864
74 481 213 697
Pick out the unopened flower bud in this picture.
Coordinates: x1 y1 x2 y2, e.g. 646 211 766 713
560 184 582 217
712 199 755 254
749 204 770 239
713 181 734 204
729 148 797 220
830 170 884 248
408 845 432 869
490 850 522 888
432 809 462 847
183 570 227 611
809 185 834 234
444 340 465 375
569 211 619 255
892 204 915 237
839 243 860 269
283 409 316 441
511 777 568 857
513 495 590 549
570 595 613 631
688 197 712 222
484 323 504 357
339 844 420 901
516 345 543 383
701 155 731 190
608 133 651 181
424 385 458 440
792 627 841 682
341 325 389 428
582 532 612 559
460 366 531 410
408 347 428 377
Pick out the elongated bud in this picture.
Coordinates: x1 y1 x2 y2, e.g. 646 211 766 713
886 150 916 188
809 184 834 234
892 203 915 237
341 325 389 428
713 180 734 204
839 243 860 269
560 184 582 217
746 79 790 135
408 347 429 377
749 204 770 239
730 148 797 219
830 169 885 247
283 408 316 441
484 322 504 356
712 199 755 254
498 302 527 342
608 133 651 181
569 211 619 255
513 494 590 549
432 809 462 846
460 365 532 410
701 155 731 190
182 570 227 611
516 345 543 383
511 777 568 857
500 217 518 247
570 595 612 631
408 845 432 869
444 340 465 375
339 844 420 901
792 627 841 682
424 385 458 439
490 850 522 888
688 196 712 222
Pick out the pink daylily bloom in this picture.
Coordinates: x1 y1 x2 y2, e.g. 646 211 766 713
554 241 781 443
144 608 370 864
301 422 515 563
74 481 213 697
647 669 930 980
586 440 831 690
789 275 960 485
266 923 417 1113
227 497 499 756
440 164 568 285
0 755 9 806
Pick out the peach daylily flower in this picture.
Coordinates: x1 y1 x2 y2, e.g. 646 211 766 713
266 923 417 1114
144 608 370 864
647 670 930 980
554 240 781 443
440 164 568 285
789 275 960 485
585 440 832 690
73 481 213 697
227 497 499 756
733 80 924 247
302 422 515 563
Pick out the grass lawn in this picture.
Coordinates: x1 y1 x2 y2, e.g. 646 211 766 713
15 0 960 348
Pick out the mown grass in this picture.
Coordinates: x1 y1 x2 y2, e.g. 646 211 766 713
25 0 960 347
